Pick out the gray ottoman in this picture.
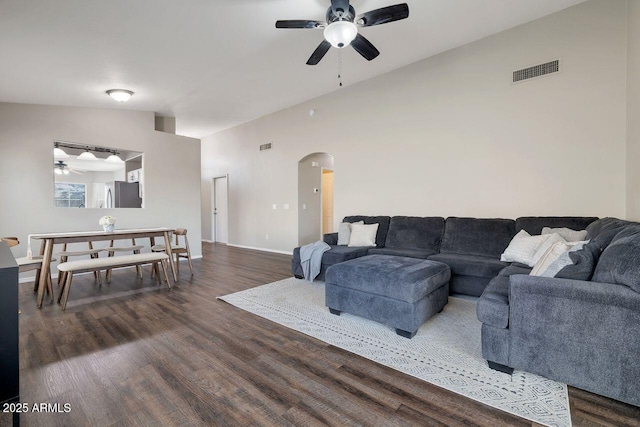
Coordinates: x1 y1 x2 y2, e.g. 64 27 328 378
325 255 451 338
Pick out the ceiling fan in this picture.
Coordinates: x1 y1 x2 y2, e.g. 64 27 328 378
276 0 409 65
54 160 83 175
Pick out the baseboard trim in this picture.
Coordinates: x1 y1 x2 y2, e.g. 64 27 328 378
226 244 293 256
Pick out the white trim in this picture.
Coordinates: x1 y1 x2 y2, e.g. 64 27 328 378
227 243 293 256
202 239 214 243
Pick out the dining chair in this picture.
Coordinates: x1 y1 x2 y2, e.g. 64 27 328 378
1 237 55 301
105 238 145 282
151 228 193 275
57 243 104 285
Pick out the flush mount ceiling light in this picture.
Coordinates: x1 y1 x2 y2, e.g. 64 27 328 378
77 148 98 161
106 89 134 102
323 21 358 48
53 142 69 159
105 151 124 163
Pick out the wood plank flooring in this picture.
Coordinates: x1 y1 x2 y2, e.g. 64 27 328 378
2 243 639 426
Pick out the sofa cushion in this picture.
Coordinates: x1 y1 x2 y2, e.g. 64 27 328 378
516 216 598 235
592 226 640 292
384 216 445 253
440 217 515 258
368 247 434 259
298 245 369 266
586 217 635 250
427 253 510 278
477 276 510 329
498 264 532 276
343 216 391 248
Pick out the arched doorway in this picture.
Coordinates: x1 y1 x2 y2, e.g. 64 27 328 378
298 153 334 246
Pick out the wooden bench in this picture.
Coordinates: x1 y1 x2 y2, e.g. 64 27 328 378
56 252 170 310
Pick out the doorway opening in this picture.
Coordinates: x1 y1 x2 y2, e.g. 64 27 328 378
212 175 228 244
298 153 334 246
322 169 334 234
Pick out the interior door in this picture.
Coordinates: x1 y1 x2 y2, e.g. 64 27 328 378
213 176 229 244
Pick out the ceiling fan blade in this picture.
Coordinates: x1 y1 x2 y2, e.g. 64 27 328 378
331 0 350 15
351 34 380 61
307 40 332 65
276 20 325 29
357 3 409 27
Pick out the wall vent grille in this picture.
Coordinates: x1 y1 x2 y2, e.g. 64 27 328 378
260 143 272 151
513 59 560 83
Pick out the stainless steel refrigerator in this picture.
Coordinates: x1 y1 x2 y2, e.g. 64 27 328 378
105 181 142 208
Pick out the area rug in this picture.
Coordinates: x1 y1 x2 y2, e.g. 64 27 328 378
219 278 571 427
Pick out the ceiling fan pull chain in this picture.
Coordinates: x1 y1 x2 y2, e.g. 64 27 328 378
338 50 343 87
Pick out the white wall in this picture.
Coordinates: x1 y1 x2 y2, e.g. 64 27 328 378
201 0 628 253
627 0 640 220
0 102 202 263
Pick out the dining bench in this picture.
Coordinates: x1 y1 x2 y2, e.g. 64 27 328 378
56 252 171 310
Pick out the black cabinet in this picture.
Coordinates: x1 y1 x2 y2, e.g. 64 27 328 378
0 242 19 421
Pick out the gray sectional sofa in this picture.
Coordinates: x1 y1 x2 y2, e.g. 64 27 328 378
291 215 640 407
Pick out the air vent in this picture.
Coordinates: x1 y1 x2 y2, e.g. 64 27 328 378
513 59 560 83
260 143 272 151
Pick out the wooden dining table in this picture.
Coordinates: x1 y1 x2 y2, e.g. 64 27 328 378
31 227 176 308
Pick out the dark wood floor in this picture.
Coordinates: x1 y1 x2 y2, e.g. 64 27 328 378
3 243 639 426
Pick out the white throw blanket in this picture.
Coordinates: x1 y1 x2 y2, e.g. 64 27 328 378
299 241 331 281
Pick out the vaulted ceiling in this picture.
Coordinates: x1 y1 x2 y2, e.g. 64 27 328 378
0 0 586 138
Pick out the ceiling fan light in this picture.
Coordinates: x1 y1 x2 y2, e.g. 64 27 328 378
324 21 358 48
54 168 63 175
53 146 69 159
77 150 98 161
63 169 70 175
106 89 134 102
105 153 124 164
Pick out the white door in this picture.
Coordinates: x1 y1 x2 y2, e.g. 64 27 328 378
213 176 229 243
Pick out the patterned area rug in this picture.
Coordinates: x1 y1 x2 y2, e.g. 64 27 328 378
219 278 571 427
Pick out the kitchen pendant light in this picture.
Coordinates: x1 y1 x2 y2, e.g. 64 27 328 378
77 149 98 161
105 151 124 163
53 143 69 159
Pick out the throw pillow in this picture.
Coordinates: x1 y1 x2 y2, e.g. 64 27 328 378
530 241 573 276
348 223 379 247
501 230 558 267
539 243 586 278
531 233 566 265
337 221 363 245
592 227 640 292
555 241 600 281
542 227 588 242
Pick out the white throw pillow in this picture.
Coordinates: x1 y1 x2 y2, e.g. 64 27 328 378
348 223 379 247
530 241 573 276
500 230 555 267
337 221 363 245
542 227 588 243
531 233 566 265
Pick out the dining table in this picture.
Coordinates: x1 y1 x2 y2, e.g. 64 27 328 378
30 227 177 308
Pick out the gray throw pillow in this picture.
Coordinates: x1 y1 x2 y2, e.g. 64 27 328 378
337 221 363 245
592 227 640 292
555 241 600 281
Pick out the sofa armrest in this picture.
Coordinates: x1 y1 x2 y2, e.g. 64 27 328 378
323 233 338 246
509 275 640 312
508 274 640 406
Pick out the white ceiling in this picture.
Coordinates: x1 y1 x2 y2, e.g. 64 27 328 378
0 0 586 138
